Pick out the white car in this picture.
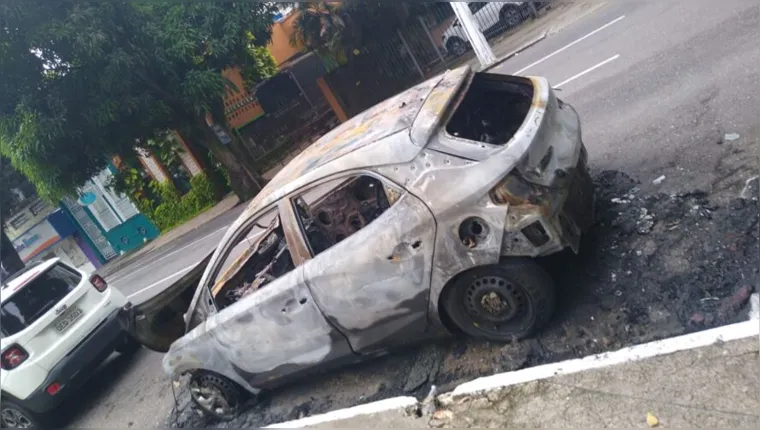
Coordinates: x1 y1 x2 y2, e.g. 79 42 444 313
443 2 546 57
0 259 138 428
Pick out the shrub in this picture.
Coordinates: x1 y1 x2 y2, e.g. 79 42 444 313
147 174 217 231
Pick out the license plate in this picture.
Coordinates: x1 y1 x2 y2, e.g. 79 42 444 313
55 307 83 333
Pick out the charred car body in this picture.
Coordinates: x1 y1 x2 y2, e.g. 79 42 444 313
119 65 594 420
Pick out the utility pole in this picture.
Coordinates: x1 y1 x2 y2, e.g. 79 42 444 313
450 2 496 68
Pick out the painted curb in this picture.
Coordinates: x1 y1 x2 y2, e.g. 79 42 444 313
266 296 759 427
264 396 418 428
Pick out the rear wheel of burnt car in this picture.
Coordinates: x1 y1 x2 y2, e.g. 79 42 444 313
441 259 556 342
189 371 248 421
0 402 47 428
446 37 467 56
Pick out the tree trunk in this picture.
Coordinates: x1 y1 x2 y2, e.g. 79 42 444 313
1 228 25 276
193 122 260 201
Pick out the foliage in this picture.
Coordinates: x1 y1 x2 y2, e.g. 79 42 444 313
290 2 349 63
290 2 433 61
242 41 279 91
148 134 185 173
145 174 217 231
0 1 279 201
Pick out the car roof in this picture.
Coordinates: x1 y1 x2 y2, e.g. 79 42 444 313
234 66 472 228
1 258 60 305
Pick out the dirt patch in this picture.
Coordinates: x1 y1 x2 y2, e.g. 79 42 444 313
168 170 758 428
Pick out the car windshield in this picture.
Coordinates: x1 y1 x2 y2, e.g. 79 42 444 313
0 264 82 337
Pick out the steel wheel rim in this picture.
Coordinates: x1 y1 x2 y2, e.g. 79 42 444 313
1 407 33 428
462 275 534 335
503 10 522 27
190 378 237 417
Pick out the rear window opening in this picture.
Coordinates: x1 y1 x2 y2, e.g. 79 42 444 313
1 264 82 337
446 73 534 145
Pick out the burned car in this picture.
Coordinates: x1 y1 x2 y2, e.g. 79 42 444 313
119 65 594 420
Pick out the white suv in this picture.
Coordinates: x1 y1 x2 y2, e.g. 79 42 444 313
0 259 137 428
443 2 547 57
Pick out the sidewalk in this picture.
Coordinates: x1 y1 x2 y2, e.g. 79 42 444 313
269 302 759 428
97 193 240 278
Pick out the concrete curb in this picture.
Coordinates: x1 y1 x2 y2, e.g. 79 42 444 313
481 29 549 73
266 296 759 428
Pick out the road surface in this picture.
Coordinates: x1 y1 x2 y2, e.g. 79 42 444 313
65 1 760 428
106 204 246 304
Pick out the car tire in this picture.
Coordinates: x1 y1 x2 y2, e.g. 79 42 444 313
446 37 468 57
499 6 524 29
115 333 142 355
441 259 556 342
0 401 49 428
189 371 248 422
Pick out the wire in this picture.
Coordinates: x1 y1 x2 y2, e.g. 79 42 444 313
170 379 181 427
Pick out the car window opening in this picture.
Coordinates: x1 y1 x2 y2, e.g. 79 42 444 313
294 175 392 257
446 72 534 145
214 217 295 309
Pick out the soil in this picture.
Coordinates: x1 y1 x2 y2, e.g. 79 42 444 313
168 169 759 428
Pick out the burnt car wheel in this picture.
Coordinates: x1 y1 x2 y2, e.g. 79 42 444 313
442 259 555 342
189 371 248 421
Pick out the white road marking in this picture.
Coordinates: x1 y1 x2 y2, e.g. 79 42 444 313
554 54 620 88
126 266 194 299
513 15 626 75
108 226 227 284
265 397 419 428
266 295 759 427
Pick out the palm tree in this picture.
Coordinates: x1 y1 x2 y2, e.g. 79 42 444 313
290 2 349 66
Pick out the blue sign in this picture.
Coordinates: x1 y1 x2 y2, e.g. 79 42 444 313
78 191 97 206
211 125 232 145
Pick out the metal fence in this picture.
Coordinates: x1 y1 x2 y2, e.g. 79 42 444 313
322 1 552 119
445 2 551 56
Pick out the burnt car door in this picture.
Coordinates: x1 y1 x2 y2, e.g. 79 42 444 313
290 173 437 355
118 252 212 353
174 205 356 388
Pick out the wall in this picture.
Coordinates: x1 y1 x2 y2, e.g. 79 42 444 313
268 11 304 66
222 67 266 129
12 219 62 263
4 198 56 240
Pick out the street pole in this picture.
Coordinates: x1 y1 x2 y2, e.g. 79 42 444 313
450 2 496 68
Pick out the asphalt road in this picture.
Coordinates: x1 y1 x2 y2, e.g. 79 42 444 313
493 0 759 200
106 204 246 304
66 1 760 428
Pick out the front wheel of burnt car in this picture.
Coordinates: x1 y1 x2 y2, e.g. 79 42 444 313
188 371 250 421
441 259 556 342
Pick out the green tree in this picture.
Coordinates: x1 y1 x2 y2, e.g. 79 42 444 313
0 0 281 202
290 2 349 64
242 41 280 91
290 2 430 60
